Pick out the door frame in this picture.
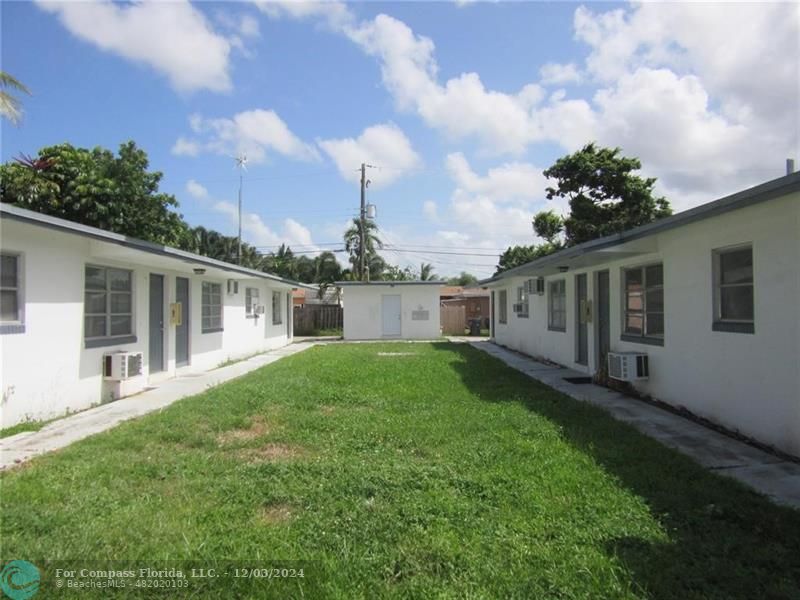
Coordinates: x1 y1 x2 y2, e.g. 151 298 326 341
490 290 495 339
594 269 611 374
149 273 165 374
175 276 191 367
381 294 402 337
575 273 588 366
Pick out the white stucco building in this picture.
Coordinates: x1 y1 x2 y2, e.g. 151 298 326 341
0 204 307 428
338 281 443 340
482 172 800 456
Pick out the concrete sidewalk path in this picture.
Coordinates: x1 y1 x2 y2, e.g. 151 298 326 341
462 340 800 509
0 341 317 470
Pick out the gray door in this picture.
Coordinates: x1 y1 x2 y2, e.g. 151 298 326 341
381 294 402 337
176 277 190 367
149 274 165 374
596 270 610 370
490 291 495 338
286 292 293 338
576 273 588 365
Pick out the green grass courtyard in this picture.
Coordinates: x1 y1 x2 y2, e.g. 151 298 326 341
2 342 799 598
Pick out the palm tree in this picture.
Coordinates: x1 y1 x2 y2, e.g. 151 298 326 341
0 72 31 124
343 218 383 280
419 262 436 281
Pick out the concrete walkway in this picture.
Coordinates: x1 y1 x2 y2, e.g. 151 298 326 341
0 341 317 470
464 340 800 509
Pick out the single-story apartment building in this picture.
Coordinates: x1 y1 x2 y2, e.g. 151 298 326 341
338 281 443 340
0 203 310 428
481 171 800 457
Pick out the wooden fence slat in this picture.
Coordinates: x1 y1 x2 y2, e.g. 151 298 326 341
440 305 466 335
293 305 343 335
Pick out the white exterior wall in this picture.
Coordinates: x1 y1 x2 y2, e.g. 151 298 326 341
0 221 293 427
491 193 800 455
342 285 441 340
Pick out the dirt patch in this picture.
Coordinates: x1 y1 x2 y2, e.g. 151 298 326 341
239 443 307 463
258 503 295 524
320 405 336 415
217 416 271 444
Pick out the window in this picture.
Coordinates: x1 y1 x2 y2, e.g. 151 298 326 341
498 290 508 324
713 245 754 333
245 287 260 316
622 263 664 344
1 253 22 325
516 286 529 318
202 282 223 332
85 265 134 343
548 280 566 331
272 291 282 325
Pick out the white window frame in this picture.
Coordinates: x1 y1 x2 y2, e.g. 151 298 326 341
621 263 664 345
272 291 282 325
202 281 224 333
516 285 529 318
245 286 260 317
712 244 754 334
498 289 508 324
84 264 135 346
548 279 566 332
0 252 24 332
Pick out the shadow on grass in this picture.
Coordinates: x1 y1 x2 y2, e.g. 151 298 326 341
434 343 800 599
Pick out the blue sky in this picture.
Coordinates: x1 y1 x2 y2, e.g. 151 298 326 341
2 1 798 277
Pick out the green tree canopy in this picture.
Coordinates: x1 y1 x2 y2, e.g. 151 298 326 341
1 141 193 248
540 142 672 245
343 218 383 280
446 272 479 286
0 71 30 124
495 244 558 276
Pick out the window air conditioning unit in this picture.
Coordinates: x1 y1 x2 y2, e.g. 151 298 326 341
255 305 266 315
103 351 144 381
607 352 649 382
227 280 239 295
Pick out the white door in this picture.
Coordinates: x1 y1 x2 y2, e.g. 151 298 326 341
382 294 402 337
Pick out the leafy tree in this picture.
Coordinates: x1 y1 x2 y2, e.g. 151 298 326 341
495 244 557 275
1 141 192 247
541 142 671 245
343 218 383 280
446 272 479 286
0 72 30 124
313 251 342 284
382 265 415 281
532 210 564 246
419 263 437 281
262 244 297 279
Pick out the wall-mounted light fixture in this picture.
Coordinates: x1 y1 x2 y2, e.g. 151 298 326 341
193 268 206 275
558 266 569 273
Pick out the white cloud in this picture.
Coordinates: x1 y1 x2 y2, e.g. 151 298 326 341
422 200 439 221
445 153 547 201
36 0 233 93
239 14 261 38
253 0 354 30
214 201 319 251
539 62 582 85
186 179 209 200
174 109 320 163
318 123 421 187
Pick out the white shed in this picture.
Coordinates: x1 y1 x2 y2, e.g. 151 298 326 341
338 281 443 340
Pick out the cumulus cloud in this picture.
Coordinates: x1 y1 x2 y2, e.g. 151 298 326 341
214 201 319 251
173 109 319 163
539 62 582 85
445 153 547 202
186 179 209 200
36 0 233 93
318 123 421 187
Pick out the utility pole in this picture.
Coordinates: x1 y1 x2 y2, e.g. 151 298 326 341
234 153 248 265
360 162 367 281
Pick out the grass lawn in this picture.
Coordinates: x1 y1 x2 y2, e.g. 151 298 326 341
2 343 799 598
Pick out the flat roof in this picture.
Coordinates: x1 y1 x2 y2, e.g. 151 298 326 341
336 280 445 286
481 170 800 285
0 203 315 290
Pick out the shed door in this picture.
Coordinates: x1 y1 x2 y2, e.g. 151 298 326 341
381 294 402 337
175 277 190 367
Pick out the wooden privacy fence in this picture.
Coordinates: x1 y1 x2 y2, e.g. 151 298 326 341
440 305 466 335
293 305 343 335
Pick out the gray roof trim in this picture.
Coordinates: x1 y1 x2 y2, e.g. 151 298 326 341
0 203 315 290
335 280 445 287
480 171 800 285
